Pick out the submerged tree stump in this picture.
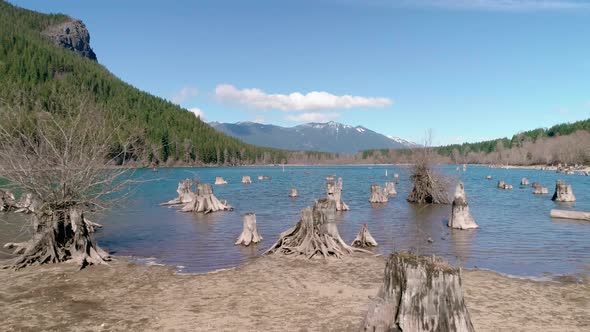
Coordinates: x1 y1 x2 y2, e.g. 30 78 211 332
521 178 530 186
161 179 195 205
351 224 378 248
361 252 475 332
394 173 400 184
448 183 478 230
265 199 367 258
552 180 576 202
384 182 397 196
289 188 298 197
215 176 228 185
532 182 549 195
235 213 262 246
242 176 252 184
497 181 512 190
369 184 389 203
326 178 349 211
486 175 492 180
181 183 232 213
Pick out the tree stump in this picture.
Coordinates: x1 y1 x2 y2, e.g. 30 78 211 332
384 182 397 196
214 176 228 185
407 165 450 204
161 179 195 205
486 175 492 180
258 175 264 180
532 182 549 195
394 173 399 184
361 252 475 332
521 178 530 186
326 178 349 211
0 189 16 212
289 188 298 197
242 176 252 184
448 183 478 230
181 183 232 213
497 180 505 188
235 213 262 246
552 180 576 202
369 184 388 203
351 224 378 248
265 199 368 258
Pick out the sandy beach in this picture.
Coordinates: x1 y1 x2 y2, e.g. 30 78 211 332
0 254 588 332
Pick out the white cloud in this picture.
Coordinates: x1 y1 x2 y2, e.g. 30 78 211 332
214 84 392 111
172 86 199 105
188 107 205 119
392 0 590 11
286 112 341 123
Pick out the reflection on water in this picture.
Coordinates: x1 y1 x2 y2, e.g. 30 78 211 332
1 165 589 277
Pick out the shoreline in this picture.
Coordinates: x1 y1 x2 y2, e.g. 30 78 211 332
1 254 588 331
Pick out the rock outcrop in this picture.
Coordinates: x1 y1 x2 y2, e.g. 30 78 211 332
43 19 97 61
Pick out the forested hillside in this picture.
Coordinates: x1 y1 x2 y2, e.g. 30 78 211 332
0 0 289 165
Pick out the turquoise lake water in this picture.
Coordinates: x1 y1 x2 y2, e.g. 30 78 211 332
1 165 589 277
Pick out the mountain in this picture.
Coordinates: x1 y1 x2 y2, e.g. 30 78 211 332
0 0 289 165
210 121 418 154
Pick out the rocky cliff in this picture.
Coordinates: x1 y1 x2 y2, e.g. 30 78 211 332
43 19 97 61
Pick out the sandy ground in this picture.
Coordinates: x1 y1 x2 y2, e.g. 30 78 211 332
0 255 588 332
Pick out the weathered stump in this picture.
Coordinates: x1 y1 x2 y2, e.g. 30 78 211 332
258 175 264 181
289 188 298 197
532 182 549 195
369 184 388 203
161 179 195 205
552 180 576 202
384 182 397 196
242 176 252 184
265 199 368 258
550 209 590 221
351 224 378 248
0 189 17 211
394 173 399 184
497 180 505 188
235 213 262 246
215 176 228 185
326 178 349 211
181 183 232 213
361 252 475 332
448 183 478 230
520 178 530 186
486 175 492 180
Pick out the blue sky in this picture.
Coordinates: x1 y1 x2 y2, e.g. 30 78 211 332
10 0 590 145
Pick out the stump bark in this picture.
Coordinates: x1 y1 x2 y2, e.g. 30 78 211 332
448 183 478 230
326 178 349 211
361 252 475 332
214 176 228 185
235 213 262 246
242 176 252 184
181 183 232 213
351 224 378 248
532 182 549 195
289 188 298 197
369 184 388 203
161 179 195 205
552 180 576 202
384 182 397 196
265 199 368 258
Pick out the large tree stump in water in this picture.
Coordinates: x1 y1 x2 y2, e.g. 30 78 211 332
326 178 349 211
351 224 378 248
241 176 252 184
235 213 262 246
215 176 228 185
384 182 397 196
161 179 195 205
289 188 298 197
181 183 232 213
369 184 388 203
552 180 576 202
361 252 475 332
448 182 478 230
265 199 368 258
532 182 549 195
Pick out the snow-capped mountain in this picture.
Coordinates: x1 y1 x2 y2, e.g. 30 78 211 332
210 121 417 154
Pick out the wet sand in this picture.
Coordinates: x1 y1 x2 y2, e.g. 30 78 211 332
0 255 588 332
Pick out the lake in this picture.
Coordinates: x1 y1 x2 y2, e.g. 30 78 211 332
1 165 589 278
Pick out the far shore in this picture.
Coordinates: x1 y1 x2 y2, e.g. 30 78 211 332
1 254 588 331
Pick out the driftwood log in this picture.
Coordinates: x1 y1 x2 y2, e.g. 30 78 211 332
351 224 378 248
550 209 590 221
235 213 262 246
520 178 530 186
181 183 232 213
532 182 549 195
384 182 397 196
448 182 478 230
161 179 195 205
369 184 388 203
326 178 349 211
241 176 252 184
289 188 298 197
214 176 228 185
552 180 576 202
265 199 368 258
361 252 475 332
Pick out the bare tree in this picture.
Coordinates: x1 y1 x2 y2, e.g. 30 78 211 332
0 102 134 269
